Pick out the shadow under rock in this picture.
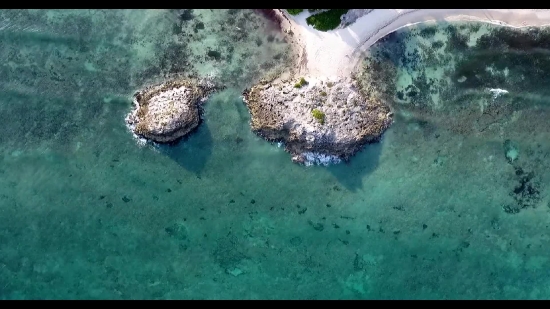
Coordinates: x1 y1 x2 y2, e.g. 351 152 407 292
155 120 213 176
327 141 383 192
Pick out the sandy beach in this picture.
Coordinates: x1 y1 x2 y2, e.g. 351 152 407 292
276 9 550 78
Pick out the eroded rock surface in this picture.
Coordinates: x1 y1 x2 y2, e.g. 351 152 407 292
126 78 218 143
242 75 393 165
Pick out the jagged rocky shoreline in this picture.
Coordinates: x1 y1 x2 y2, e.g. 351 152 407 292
126 78 219 143
242 75 393 164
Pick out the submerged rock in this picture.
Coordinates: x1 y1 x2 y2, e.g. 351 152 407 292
126 78 219 143
242 75 393 164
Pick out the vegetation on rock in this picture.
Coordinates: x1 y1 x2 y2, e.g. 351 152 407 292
305 9 349 31
294 77 308 88
286 9 304 15
311 108 325 124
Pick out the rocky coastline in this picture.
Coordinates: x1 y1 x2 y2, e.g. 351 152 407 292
242 75 393 164
126 9 394 165
126 78 219 143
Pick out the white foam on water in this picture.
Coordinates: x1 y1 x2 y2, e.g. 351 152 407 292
302 152 342 166
489 88 509 99
124 111 148 148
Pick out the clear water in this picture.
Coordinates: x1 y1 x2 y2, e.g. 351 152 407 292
1 9 550 299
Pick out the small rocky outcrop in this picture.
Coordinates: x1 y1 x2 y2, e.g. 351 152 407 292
242 75 393 165
126 78 218 143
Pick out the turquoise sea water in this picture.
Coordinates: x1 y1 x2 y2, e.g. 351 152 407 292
1 9 550 299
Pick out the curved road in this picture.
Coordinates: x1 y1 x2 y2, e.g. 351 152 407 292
280 9 550 77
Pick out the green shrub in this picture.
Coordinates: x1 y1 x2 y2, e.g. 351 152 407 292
286 9 304 15
294 77 308 88
320 91 327 96
311 109 325 124
305 9 349 31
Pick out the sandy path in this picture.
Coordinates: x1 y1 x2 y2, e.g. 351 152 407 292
276 9 550 78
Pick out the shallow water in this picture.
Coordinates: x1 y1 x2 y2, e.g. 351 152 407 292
1 10 550 299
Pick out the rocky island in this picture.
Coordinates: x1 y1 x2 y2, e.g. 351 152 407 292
242 75 392 164
126 78 219 143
